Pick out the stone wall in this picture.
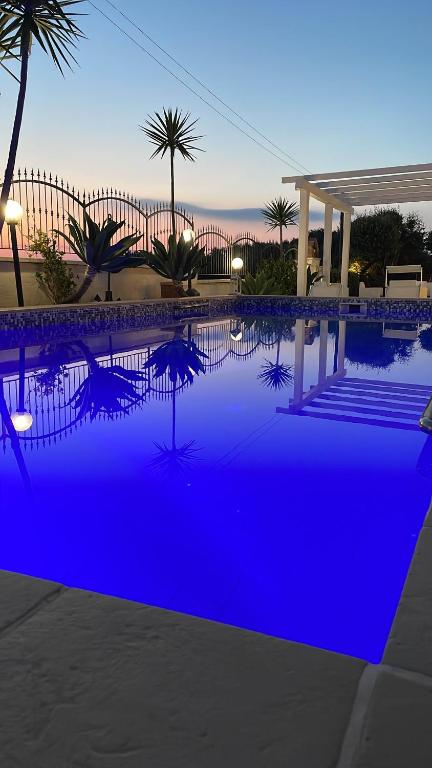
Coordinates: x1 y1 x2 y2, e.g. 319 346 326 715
0 258 231 309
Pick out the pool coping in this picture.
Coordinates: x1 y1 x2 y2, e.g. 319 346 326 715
0 504 431 766
1 298 432 765
1 294 432 350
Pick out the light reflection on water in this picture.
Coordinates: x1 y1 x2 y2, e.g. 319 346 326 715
1 317 431 662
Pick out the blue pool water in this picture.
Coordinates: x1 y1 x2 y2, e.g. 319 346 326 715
1 316 431 662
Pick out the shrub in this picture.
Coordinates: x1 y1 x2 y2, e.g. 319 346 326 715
258 256 297 295
28 231 76 304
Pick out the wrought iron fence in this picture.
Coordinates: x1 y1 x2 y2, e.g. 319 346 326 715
0 169 281 277
195 227 280 278
0 169 194 256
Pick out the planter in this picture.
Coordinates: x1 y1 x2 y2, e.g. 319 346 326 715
161 282 184 298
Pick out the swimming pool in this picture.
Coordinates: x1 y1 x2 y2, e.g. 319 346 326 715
1 315 431 663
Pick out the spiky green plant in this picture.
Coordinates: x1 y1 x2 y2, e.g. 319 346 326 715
241 271 278 296
261 197 299 258
143 234 207 297
0 1 84 236
56 212 145 301
140 108 203 238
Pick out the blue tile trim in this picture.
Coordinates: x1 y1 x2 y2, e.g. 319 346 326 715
1 295 432 349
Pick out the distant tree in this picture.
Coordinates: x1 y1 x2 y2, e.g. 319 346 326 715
261 197 299 258
140 108 203 239
350 208 403 283
0 1 84 237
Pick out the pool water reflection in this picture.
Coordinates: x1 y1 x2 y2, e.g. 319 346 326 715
1 317 431 662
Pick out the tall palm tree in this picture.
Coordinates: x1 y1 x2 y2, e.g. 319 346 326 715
0 1 84 237
261 197 299 259
140 108 203 239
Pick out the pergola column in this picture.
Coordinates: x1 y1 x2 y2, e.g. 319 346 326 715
297 188 310 296
340 212 352 295
323 203 333 284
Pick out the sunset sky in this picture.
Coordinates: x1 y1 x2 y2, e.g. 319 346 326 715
1 0 432 237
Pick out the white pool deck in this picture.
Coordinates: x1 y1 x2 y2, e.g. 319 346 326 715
0 505 431 766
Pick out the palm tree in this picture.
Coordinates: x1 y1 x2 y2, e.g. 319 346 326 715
0 1 84 237
140 108 203 239
261 197 299 259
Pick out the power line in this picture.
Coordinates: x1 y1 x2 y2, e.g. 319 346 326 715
88 1 309 176
101 0 312 175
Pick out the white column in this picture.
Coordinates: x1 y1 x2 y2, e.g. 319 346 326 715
323 203 333 284
340 212 352 296
297 188 310 296
293 319 306 405
337 320 347 373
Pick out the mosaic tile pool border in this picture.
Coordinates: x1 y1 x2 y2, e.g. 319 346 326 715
1 295 432 349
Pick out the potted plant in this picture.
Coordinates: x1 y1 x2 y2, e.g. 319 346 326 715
143 233 207 297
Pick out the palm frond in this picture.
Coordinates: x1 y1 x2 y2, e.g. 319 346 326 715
1 1 85 75
140 107 204 162
261 198 300 230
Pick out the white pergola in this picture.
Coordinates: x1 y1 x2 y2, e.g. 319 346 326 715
282 162 432 296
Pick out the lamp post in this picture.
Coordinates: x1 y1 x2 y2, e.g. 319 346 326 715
10 347 33 433
231 256 244 294
5 200 24 307
182 228 195 293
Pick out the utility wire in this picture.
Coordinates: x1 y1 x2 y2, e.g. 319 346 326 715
88 1 309 175
101 0 312 175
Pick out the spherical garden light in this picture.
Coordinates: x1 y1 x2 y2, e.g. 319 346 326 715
4 199 24 307
182 228 195 244
10 410 33 433
231 256 244 294
5 200 23 225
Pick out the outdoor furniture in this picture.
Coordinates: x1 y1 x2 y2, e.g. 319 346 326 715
385 280 428 299
359 282 383 298
309 281 342 298
385 265 428 299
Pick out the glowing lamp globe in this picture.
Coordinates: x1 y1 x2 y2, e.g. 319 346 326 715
182 228 195 244
230 331 243 341
5 200 23 226
231 257 243 271
10 411 33 433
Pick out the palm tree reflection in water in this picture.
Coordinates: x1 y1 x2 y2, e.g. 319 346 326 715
254 318 295 391
144 326 208 475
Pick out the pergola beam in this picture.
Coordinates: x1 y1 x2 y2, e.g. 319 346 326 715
318 172 432 189
283 162 432 184
287 177 354 213
326 180 432 195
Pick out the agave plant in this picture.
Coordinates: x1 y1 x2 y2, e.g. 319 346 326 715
56 212 145 301
66 342 147 420
140 107 203 238
261 197 299 259
241 271 278 296
0 1 84 237
143 234 207 297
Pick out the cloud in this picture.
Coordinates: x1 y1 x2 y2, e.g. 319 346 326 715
140 199 323 224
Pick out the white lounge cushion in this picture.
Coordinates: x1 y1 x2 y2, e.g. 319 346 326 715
309 281 342 297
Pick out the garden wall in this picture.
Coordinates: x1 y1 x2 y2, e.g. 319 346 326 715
0 258 231 308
